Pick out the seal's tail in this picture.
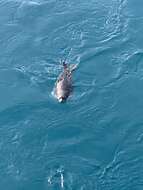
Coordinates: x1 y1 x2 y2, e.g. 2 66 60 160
60 59 68 69
60 59 78 72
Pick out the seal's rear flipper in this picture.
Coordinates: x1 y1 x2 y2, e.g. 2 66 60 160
69 63 78 72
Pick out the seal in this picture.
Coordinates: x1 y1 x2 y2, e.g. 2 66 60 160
53 61 78 103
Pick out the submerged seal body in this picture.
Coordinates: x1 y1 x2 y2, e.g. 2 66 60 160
54 62 77 103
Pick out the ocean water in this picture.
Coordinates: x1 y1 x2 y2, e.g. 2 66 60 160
0 0 143 189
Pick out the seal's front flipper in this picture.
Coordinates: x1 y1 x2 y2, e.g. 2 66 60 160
69 63 78 72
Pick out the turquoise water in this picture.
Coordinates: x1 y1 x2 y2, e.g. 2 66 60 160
0 0 143 189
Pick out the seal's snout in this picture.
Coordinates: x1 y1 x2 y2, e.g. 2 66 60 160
58 97 66 103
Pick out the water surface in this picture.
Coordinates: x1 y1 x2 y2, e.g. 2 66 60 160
0 0 143 189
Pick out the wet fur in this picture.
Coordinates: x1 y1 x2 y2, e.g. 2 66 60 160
54 63 77 102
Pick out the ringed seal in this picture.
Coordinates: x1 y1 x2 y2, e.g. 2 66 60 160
53 61 78 103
